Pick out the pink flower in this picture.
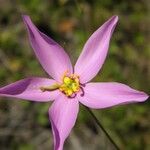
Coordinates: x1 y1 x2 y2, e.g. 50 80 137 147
0 15 149 150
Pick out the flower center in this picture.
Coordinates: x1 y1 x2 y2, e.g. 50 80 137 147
40 71 83 98
59 74 80 97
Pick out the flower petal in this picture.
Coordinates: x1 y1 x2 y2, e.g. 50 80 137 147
0 77 60 101
74 16 118 83
49 94 79 150
22 15 73 82
78 82 149 109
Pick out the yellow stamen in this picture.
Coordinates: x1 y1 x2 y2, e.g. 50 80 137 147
62 70 69 81
40 71 81 97
59 73 80 97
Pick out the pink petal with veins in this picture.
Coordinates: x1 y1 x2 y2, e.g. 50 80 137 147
78 82 149 109
23 15 73 82
49 94 79 150
0 77 60 101
75 16 118 83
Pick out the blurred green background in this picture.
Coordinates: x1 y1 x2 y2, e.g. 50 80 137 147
0 0 149 150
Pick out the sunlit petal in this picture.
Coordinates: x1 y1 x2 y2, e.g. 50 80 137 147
0 77 60 101
49 94 79 150
75 16 118 83
23 15 73 82
78 82 149 108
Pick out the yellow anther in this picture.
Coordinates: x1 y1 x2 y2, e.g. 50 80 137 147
59 72 80 97
75 78 79 84
62 70 69 81
40 71 81 97
63 77 72 85
66 89 73 96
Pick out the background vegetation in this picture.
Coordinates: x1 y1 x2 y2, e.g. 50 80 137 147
0 0 149 149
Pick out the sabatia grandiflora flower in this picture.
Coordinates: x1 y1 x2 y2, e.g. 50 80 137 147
0 15 149 150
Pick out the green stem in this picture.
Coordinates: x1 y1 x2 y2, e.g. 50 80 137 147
85 107 120 150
